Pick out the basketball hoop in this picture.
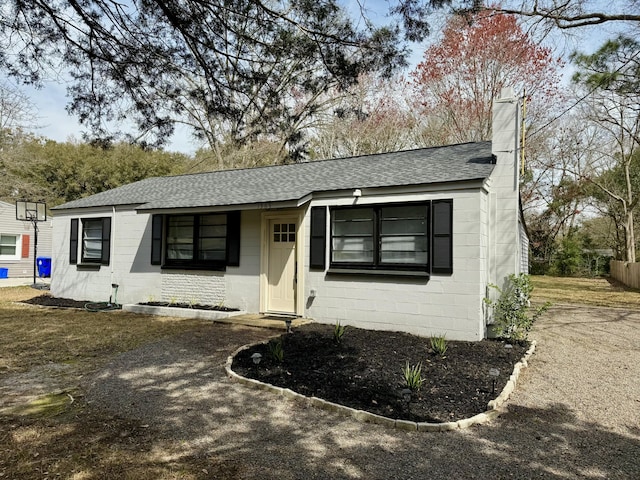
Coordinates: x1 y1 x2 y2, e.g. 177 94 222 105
16 201 47 222
15 200 47 287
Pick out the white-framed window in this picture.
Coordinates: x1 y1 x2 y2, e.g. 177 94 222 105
0 234 20 260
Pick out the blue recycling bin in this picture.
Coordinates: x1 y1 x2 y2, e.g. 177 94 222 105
37 257 52 278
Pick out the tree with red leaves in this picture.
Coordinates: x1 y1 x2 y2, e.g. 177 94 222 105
410 9 563 145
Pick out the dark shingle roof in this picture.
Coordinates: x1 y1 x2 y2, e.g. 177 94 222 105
53 142 494 211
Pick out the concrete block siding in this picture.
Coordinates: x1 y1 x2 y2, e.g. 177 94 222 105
51 207 263 310
304 190 488 341
51 207 162 304
160 271 225 305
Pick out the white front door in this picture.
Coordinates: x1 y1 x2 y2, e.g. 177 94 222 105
267 219 297 313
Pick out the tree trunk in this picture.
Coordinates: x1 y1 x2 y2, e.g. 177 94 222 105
625 209 636 262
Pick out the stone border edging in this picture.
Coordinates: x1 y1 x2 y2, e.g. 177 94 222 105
225 340 537 432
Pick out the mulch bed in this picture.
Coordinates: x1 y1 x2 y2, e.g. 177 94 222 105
232 323 528 423
22 295 240 312
22 294 92 309
138 301 239 312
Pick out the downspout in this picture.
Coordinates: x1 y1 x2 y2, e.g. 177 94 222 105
110 205 116 300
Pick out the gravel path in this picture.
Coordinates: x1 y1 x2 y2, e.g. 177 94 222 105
86 305 640 479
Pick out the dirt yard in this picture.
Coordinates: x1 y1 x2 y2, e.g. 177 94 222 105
1 279 639 479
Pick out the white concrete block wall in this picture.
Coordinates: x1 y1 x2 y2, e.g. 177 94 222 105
303 189 488 341
51 207 262 310
51 206 162 304
225 210 261 312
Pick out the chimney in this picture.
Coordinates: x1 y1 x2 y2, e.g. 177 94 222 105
488 87 523 291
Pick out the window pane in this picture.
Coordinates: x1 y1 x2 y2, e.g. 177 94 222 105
201 214 226 226
200 224 226 237
167 216 194 260
167 245 194 259
197 214 226 261
332 237 374 263
380 206 428 266
198 237 226 260
82 219 103 260
0 235 17 256
332 208 374 264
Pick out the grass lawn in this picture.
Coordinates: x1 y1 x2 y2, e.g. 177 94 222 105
0 286 219 479
531 275 640 309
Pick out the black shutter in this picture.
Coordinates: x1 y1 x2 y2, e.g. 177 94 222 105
431 200 453 274
70 218 79 264
310 206 326 270
226 211 241 267
151 215 163 265
101 217 112 265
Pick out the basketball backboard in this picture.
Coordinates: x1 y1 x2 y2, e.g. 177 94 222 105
16 201 47 222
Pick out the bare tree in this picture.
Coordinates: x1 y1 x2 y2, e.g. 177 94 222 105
0 82 39 145
311 74 417 159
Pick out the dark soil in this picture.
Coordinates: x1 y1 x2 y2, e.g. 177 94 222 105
22 294 92 309
22 295 239 312
139 301 240 312
232 323 528 423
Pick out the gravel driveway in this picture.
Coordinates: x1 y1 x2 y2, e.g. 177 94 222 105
86 305 640 479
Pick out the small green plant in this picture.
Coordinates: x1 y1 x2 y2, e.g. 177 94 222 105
484 273 551 342
430 334 448 357
333 321 347 344
169 296 178 305
268 339 284 363
147 294 155 303
402 361 424 391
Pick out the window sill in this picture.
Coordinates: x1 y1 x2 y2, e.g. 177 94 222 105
327 268 430 278
76 263 102 270
161 264 227 272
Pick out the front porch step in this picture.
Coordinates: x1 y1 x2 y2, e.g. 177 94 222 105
123 304 312 331
227 313 312 331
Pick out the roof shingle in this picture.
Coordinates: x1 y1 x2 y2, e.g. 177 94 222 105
53 142 494 211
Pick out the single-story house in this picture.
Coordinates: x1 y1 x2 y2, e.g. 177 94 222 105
50 88 528 341
0 200 53 278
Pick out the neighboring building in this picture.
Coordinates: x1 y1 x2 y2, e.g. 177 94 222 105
0 201 53 278
50 88 527 340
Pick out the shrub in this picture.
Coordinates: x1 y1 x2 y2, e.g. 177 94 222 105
402 361 424 391
430 334 448 357
268 339 284 363
485 273 550 342
333 321 347 344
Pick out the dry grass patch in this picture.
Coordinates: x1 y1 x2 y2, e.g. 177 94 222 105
531 275 640 309
0 286 242 479
0 287 207 374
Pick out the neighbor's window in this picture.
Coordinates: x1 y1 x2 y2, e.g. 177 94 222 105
0 235 18 258
330 202 429 271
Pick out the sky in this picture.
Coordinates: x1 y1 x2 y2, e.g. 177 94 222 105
10 1 630 155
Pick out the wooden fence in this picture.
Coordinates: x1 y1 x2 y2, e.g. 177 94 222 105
610 260 640 290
